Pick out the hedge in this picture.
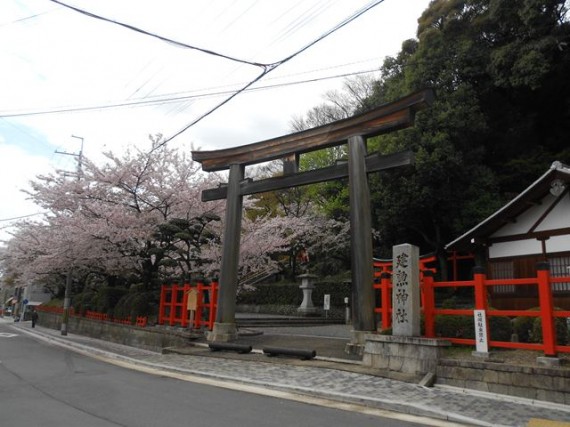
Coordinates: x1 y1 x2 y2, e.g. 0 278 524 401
513 307 569 345
237 281 352 307
434 313 512 341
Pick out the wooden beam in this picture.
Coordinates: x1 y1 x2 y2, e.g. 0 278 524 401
282 153 299 176
201 150 414 201
192 89 433 172
215 164 244 330
348 135 375 332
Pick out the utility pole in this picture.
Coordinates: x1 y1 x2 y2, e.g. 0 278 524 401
55 135 84 336
61 269 72 336
55 134 83 181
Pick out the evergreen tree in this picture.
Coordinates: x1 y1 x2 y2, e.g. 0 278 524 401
367 0 570 275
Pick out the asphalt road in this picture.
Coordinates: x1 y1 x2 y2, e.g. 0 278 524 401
0 321 430 427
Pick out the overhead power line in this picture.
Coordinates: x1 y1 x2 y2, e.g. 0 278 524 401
0 212 45 222
45 0 386 149
155 0 387 150
48 0 271 69
0 68 380 118
0 8 59 27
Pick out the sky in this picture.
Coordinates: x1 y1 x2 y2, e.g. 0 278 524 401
0 0 432 243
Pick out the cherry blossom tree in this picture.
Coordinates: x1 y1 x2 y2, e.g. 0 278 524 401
1 135 351 306
2 137 225 290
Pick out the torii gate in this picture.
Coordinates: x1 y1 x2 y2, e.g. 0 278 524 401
192 89 434 342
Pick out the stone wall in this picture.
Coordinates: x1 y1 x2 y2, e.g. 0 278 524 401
38 312 192 352
363 335 450 376
436 358 570 405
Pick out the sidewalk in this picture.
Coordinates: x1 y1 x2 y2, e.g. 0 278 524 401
5 318 570 427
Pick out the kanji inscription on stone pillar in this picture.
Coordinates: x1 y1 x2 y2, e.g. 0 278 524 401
392 243 420 336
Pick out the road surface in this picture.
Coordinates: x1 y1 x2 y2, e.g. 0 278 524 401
0 321 435 427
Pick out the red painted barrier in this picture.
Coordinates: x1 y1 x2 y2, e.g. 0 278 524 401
373 261 570 356
373 256 436 331
36 306 148 327
158 280 218 330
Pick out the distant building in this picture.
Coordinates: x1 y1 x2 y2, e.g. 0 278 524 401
8 283 51 320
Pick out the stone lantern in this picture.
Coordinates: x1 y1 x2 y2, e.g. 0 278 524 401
297 273 318 316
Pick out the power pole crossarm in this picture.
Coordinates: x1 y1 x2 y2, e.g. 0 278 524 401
55 135 84 180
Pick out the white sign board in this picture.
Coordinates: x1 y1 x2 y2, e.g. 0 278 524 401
474 309 489 353
323 294 331 311
187 288 198 311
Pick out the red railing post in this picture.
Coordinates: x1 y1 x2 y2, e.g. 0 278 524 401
207 280 218 330
169 284 178 326
204 281 213 330
423 270 435 338
158 285 167 325
473 267 488 311
537 262 557 357
181 283 190 328
380 272 391 330
196 280 204 329
473 266 491 350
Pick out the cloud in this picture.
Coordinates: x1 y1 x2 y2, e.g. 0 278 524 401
0 0 432 243
0 143 52 241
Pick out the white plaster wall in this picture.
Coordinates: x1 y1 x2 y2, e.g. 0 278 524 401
545 235 570 253
535 194 570 231
488 239 542 259
491 195 557 237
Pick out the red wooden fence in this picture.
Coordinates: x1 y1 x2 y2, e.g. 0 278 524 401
36 306 148 327
158 280 218 330
374 262 570 356
374 255 436 333
373 255 437 277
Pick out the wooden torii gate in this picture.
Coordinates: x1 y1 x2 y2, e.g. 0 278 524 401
192 89 434 342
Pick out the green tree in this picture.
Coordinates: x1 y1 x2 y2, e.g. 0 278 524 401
362 0 570 275
152 213 221 282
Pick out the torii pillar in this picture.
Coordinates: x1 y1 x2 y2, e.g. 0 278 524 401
348 135 375 337
208 164 244 342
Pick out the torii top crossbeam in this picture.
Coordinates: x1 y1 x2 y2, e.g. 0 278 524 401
192 89 434 172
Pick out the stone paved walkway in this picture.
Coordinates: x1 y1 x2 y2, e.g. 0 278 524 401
6 319 570 427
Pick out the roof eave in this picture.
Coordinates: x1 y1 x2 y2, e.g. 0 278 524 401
445 161 570 252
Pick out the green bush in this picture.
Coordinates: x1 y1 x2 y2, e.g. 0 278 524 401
435 315 475 339
311 281 352 307
95 287 128 315
489 315 512 342
513 308 569 345
237 283 300 305
237 281 352 308
435 313 512 341
114 290 157 321
513 308 540 343
72 290 97 316
531 316 569 345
